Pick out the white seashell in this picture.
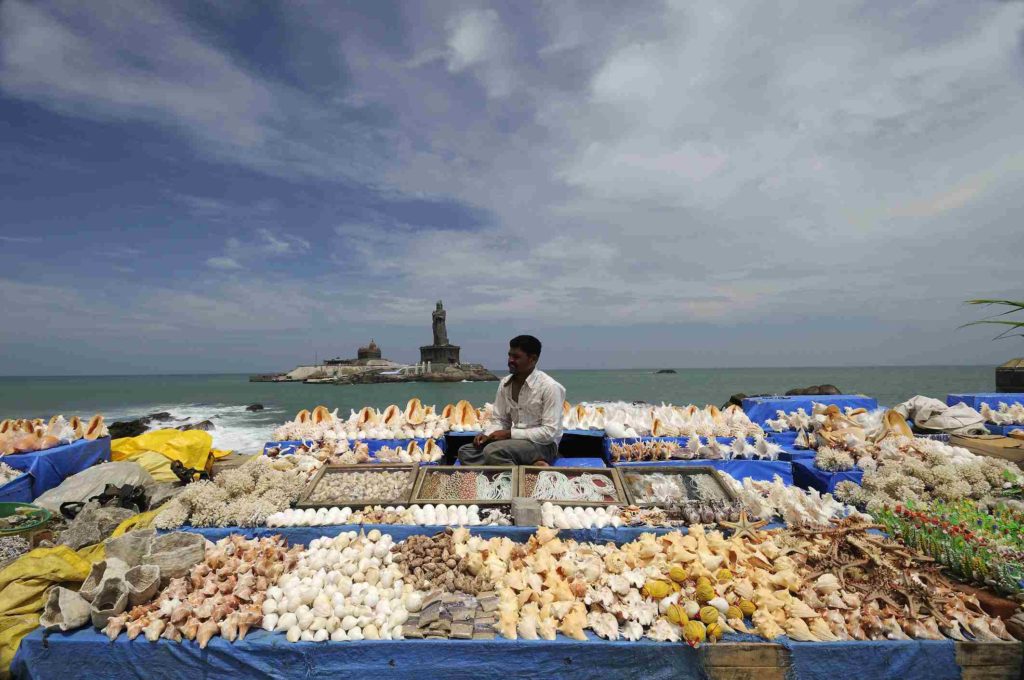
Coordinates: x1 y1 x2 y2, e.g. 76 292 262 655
364 590 380 609
342 615 358 631
331 628 348 642
313 628 329 642
300 629 316 641
262 613 279 632
277 612 298 631
363 624 380 640
262 598 278 615
405 592 423 613
313 593 332 618
348 628 364 641
297 609 315 630
267 586 283 601
326 616 340 633
286 626 302 642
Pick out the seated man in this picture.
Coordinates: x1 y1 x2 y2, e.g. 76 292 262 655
458 335 565 466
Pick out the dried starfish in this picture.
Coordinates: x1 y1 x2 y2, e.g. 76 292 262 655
720 510 769 542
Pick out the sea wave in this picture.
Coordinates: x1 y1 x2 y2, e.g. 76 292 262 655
104 403 287 454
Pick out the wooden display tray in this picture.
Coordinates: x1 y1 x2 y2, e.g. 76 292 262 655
618 465 736 508
518 466 626 507
295 464 417 509
412 465 519 506
950 434 1024 467
694 641 1022 680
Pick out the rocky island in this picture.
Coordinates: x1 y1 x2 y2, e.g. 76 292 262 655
250 301 498 385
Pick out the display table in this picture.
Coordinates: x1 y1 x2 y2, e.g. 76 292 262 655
611 459 794 485
13 628 1020 680
264 438 445 457
791 459 863 494
3 437 111 499
741 395 878 425
947 393 1024 410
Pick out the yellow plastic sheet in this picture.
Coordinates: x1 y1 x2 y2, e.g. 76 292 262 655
0 510 162 677
111 429 231 478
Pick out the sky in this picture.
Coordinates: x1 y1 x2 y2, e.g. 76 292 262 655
1 0 1023 375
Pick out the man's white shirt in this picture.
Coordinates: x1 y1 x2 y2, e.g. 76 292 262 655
483 369 565 445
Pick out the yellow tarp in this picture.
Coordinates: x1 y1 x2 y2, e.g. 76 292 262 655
111 429 231 481
0 510 162 677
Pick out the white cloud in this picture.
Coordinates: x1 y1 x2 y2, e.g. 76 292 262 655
206 256 242 270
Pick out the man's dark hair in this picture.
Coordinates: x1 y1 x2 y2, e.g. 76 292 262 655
509 335 542 357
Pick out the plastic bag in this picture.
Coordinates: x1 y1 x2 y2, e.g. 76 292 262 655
33 463 154 514
111 429 231 477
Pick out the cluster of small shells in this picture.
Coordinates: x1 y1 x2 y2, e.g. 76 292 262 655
155 456 309 529
540 504 623 529
374 440 444 464
266 504 511 527
391 530 493 595
105 535 300 647
726 475 867 528
596 403 764 439
273 400 471 441
265 530 409 642
307 470 410 504
979 401 1024 425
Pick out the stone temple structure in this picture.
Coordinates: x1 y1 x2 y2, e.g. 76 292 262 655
420 301 461 366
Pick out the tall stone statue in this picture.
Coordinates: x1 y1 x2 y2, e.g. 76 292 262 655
432 300 449 346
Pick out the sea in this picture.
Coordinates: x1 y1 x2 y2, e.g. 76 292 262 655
0 366 996 454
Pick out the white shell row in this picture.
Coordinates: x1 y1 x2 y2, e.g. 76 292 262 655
539 503 623 529
266 504 487 527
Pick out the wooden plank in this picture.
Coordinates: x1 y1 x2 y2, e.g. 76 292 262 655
960 666 1021 680
704 667 787 680
701 643 788 667
956 641 1024 668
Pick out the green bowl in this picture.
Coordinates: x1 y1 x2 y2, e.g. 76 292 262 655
0 502 52 536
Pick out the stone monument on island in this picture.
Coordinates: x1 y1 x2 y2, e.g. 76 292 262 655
420 300 461 366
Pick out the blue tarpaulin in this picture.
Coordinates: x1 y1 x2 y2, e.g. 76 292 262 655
742 395 878 425
3 437 110 499
791 459 863 494
0 473 33 503
612 459 793 485
947 393 1024 410
985 423 1024 436
11 628 964 680
554 457 606 468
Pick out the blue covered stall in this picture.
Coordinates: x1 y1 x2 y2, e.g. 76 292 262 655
11 625 976 680
947 393 1024 410
791 459 863 494
3 437 111 499
742 395 878 426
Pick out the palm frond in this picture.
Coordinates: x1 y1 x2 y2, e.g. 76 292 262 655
961 298 1024 341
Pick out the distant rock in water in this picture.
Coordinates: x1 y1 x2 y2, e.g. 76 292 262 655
245 403 264 412
655 369 677 374
786 384 842 396
177 419 215 432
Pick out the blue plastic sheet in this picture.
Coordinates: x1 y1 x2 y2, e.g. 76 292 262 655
3 437 110 499
947 393 1024 410
11 628 966 680
173 524 682 546
612 459 793 485
554 457 606 468
0 473 33 503
782 639 958 680
791 459 863 493
985 423 1024 436
742 395 878 425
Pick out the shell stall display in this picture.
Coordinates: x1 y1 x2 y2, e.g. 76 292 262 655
303 468 414 506
539 504 623 529
522 469 622 504
980 402 1024 426
417 469 515 502
597 403 765 439
374 440 444 464
0 414 108 455
727 475 868 528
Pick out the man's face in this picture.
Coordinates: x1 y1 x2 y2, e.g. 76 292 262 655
507 347 536 375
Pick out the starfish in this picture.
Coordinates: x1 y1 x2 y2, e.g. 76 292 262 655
721 510 769 543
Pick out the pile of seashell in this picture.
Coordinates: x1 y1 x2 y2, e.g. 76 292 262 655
0 414 108 455
609 440 679 462
540 503 622 529
266 504 512 527
980 401 1024 425
374 440 444 464
726 475 868 528
392 530 494 595
105 535 301 647
598 403 764 439
264 530 409 642
274 400 462 442
307 469 411 504
154 455 311 529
